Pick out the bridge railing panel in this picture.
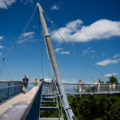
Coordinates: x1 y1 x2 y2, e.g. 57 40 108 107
0 81 24 103
63 83 120 94
0 81 35 104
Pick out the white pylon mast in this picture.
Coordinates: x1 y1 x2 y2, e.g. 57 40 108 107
37 3 74 120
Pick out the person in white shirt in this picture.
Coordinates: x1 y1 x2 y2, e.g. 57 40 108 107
97 80 100 92
112 83 116 91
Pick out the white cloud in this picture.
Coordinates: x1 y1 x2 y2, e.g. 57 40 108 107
60 51 70 55
55 47 70 55
82 47 91 55
21 0 34 5
51 4 60 10
96 59 120 66
18 32 35 44
22 32 34 37
113 53 120 58
82 46 96 55
0 0 16 9
52 19 120 43
0 36 4 48
104 73 117 77
0 36 3 40
0 45 5 48
55 48 63 52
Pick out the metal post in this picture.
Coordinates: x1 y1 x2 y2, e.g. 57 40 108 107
37 3 74 120
8 82 10 99
14 82 16 95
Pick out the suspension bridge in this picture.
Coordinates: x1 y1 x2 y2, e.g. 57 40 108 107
0 2 120 120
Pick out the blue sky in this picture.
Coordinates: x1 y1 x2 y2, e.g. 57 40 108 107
0 0 120 83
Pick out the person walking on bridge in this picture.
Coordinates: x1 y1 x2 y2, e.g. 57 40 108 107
97 80 100 92
23 75 29 93
79 80 82 92
34 78 38 86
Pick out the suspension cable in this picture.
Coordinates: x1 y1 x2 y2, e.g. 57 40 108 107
0 6 37 73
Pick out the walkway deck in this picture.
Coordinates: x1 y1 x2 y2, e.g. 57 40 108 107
0 84 41 120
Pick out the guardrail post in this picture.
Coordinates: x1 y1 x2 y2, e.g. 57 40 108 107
14 82 16 95
8 82 10 99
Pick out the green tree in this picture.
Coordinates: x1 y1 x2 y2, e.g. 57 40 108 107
68 95 120 120
98 79 104 83
109 76 118 84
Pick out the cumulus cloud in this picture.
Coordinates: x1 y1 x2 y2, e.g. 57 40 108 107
60 51 70 55
54 47 70 55
51 4 60 10
22 32 34 37
113 53 120 58
0 36 3 40
0 0 16 9
51 19 120 43
18 32 35 44
0 36 5 48
96 59 120 66
55 48 63 52
82 46 96 55
82 47 91 55
0 45 5 48
104 73 117 77
21 0 34 5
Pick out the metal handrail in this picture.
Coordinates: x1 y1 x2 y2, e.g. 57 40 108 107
0 80 23 83
63 83 120 85
0 85 23 90
0 81 24 103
